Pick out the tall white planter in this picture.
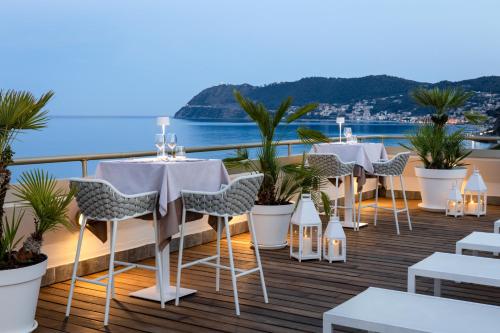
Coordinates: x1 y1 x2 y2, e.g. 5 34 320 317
0 256 47 333
251 203 294 249
415 167 467 212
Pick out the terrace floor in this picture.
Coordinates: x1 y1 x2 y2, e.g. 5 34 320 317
35 199 500 333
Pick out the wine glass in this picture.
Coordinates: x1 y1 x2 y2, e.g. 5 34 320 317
344 127 352 143
155 134 165 158
167 133 177 157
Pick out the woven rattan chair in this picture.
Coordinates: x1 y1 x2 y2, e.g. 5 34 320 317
307 153 358 230
357 152 412 235
176 173 267 315
66 178 160 326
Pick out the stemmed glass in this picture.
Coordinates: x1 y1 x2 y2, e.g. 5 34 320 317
155 134 165 158
167 133 177 158
344 127 353 143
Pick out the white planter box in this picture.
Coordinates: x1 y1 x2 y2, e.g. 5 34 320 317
251 203 294 249
0 256 47 333
415 167 467 212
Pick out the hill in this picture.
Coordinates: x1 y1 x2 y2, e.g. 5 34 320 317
174 75 500 121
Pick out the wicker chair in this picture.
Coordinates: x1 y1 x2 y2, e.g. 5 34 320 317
176 173 267 316
307 153 358 230
357 152 412 235
66 178 161 326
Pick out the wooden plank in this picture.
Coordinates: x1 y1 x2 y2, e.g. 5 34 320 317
35 200 500 333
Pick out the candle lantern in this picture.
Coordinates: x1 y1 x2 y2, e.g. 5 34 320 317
336 117 345 143
464 169 487 217
322 216 346 263
445 182 464 217
290 194 322 262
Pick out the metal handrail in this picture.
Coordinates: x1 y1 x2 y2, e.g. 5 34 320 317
10 134 500 177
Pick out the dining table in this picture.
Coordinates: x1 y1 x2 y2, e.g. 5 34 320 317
310 142 388 229
94 157 230 303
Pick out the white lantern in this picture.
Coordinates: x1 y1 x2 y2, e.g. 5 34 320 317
322 216 346 263
290 194 322 262
445 182 464 217
464 169 487 217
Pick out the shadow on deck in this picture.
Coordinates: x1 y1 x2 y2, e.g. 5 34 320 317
36 199 500 333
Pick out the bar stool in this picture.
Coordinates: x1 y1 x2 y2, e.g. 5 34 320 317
307 153 358 230
66 178 162 326
357 152 412 235
175 173 267 316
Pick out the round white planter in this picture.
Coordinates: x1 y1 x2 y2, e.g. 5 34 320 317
251 203 295 249
0 256 47 333
415 167 467 212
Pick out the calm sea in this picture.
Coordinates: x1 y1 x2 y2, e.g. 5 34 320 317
10 116 419 181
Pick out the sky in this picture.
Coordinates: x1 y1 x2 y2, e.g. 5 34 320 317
1 0 499 116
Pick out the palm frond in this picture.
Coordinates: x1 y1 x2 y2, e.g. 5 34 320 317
285 103 318 123
297 127 331 145
14 169 75 237
464 111 488 125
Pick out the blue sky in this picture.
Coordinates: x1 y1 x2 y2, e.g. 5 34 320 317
1 0 499 116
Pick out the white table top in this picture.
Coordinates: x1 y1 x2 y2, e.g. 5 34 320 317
409 252 500 286
311 142 387 173
457 232 500 250
95 158 230 217
324 287 500 333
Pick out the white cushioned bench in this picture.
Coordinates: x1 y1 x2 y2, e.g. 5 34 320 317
323 287 500 333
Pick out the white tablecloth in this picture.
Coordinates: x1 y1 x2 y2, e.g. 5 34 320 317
311 143 388 174
94 158 230 247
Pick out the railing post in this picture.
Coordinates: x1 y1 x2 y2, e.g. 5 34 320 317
287 143 292 156
81 160 88 177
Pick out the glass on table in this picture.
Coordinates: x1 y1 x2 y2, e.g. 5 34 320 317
167 133 177 157
176 146 186 159
344 127 352 143
155 134 165 158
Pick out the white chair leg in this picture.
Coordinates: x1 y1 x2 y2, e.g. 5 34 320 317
351 174 358 231
357 189 362 231
400 175 412 231
224 216 240 315
104 220 118 326
216 217 221 292
153 211 165 309
334 177 339 217
175 208 187 306
66 216 87 317
388 176 400 235
248 213 268 303
374 176 379 226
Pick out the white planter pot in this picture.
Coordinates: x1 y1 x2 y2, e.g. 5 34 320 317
415 167 467 212
251 203 295 249
0 256 47 333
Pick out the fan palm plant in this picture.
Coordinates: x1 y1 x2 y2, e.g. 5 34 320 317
403 87 472 169
0 90 51 244
225 91 330 205
12 170 75 263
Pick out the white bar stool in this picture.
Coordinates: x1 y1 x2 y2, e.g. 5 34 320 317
175 174 268 316
66 178 161 326
307 153 358 229
357 152 412 235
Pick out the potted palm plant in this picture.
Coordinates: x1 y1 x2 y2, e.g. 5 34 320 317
0 170 74 332
225 91 329 249
403 87 473 211
0 90 75 331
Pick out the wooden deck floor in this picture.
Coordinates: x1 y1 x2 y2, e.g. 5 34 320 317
36 199 500 333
